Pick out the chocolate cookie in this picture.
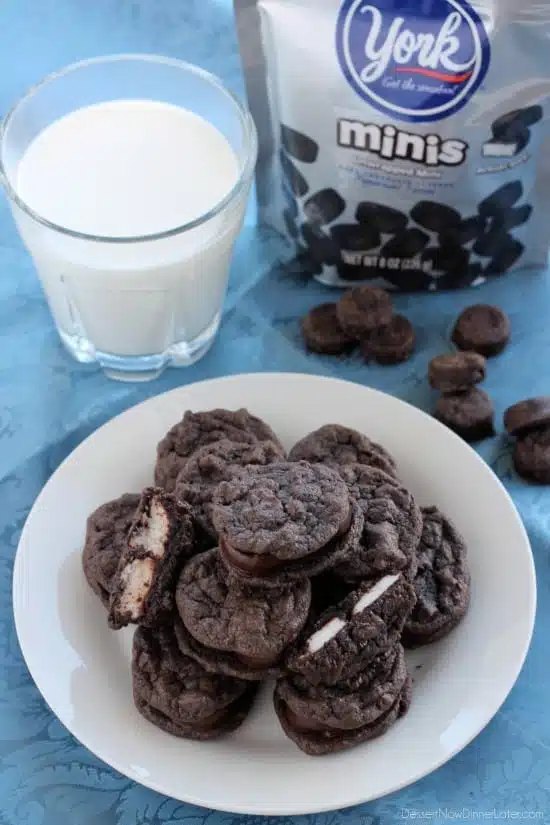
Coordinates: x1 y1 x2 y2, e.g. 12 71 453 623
334 465 423 581
286 573 416 686
336 286 393 338
108 488 195 630
360 314 415 365
82 493 140 608
132 624 256 740
275 644 410 755
452 304 510 357
429 352 487 393
435 388 495 442
212 461 363 586
174 549 311 679
155 409 285 492
275 673 411 755
513 428 550 483
174 439 284 541
288 424 397 477
301 303 356 355
504 397 550 437
403 507 470 647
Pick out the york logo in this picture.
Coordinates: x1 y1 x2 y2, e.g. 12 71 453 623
336 0 490 123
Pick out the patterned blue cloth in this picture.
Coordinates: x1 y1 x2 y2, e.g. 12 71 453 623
1 1 550 823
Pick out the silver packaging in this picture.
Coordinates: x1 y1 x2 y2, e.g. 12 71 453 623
234 0 550 290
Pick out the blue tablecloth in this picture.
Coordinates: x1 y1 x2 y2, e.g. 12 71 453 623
1 1 550 823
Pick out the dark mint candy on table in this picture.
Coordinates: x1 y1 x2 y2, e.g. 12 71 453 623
434 388 495 443
410 201 462 233
429 352 487 393
355 202 408 234
452 304 510 357
280 124 319 164
504 397 550 437
304 189 346 225
360 314 415 365
301 303 357 355
513 429 550 484
336 286 393 337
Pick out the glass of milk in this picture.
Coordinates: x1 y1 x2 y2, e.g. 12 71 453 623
0 55 257 380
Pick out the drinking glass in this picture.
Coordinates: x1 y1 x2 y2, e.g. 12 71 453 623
0 55 258 381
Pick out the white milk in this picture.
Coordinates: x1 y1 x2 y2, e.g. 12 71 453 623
13 100 243 357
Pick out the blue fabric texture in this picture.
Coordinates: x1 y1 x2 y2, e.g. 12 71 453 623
1 1 549 823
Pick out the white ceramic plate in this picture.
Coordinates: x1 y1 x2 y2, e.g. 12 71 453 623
13 373 536 815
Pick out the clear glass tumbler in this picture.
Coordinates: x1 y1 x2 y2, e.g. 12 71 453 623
0 55 257 381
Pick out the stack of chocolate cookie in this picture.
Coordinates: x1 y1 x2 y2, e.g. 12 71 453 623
275 573 415 755
82 409 471 756
429 351 495 442
302 285 415 365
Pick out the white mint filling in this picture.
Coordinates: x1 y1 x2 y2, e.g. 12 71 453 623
118 558 156 619
352 573 400 615
304 573 401 655
129 498 169 559
482 141 517 158
307 617 346 653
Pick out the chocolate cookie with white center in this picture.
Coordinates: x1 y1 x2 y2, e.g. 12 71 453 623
108 488 195 630
285 573 416 686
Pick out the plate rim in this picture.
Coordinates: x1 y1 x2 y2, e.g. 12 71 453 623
12 372 537 815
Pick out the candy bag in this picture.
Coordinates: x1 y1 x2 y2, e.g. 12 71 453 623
234 0 550 289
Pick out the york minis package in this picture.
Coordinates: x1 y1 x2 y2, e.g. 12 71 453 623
234 0 550 290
